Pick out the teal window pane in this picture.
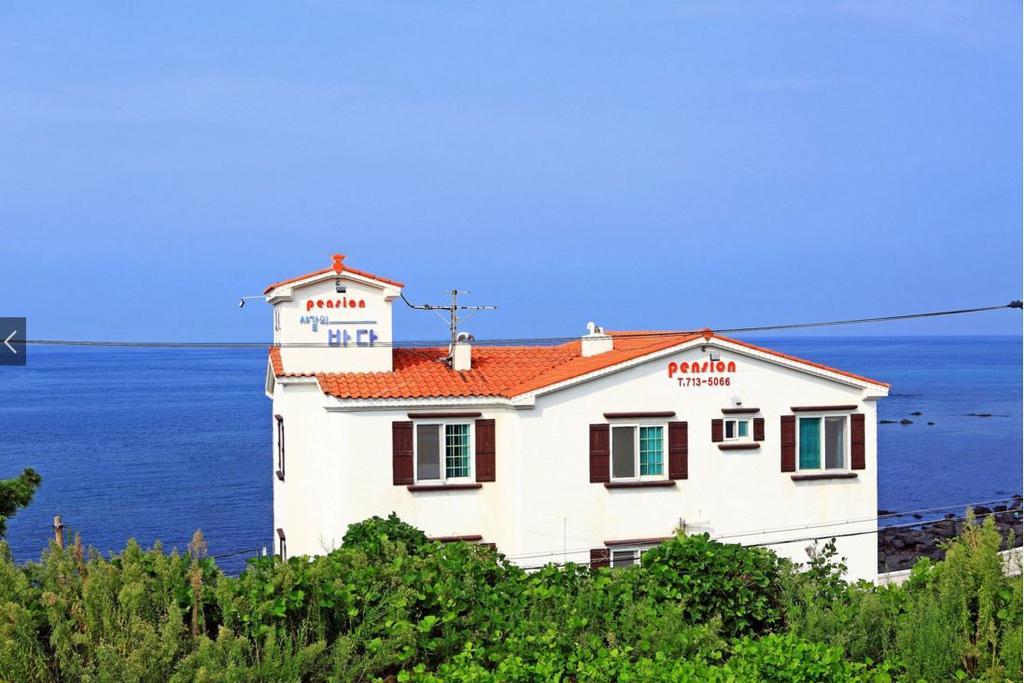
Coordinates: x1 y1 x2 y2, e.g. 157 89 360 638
799 418 821 469
445 424 470 478
639 426 664 476
738 421 749 438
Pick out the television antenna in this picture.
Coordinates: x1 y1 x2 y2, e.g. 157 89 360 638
401 289 497 364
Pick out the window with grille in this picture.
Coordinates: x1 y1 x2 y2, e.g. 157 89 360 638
610 424 665 480
415 423 474 482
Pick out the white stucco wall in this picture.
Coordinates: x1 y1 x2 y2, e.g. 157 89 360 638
515 346 879 580
270 338 885 582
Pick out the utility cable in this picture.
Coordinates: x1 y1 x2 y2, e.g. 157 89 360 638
514 509 1018 571
502 496 1021 562
22 301 1022 349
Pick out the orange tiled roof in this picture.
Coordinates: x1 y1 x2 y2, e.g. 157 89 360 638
264 264 404 294
269 331 887 400
269 345 285 376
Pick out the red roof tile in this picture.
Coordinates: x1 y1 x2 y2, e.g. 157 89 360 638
269 331 887 400
264 263 404 295
269 346 285 376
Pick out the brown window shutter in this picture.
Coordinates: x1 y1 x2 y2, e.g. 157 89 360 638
475 418 496 482
668 421 688 480
753 417 765 442
780 415 796 472
711 418 724 443
392 421 414 485
589 424 610 483
590 548 609 569
851 413 866 470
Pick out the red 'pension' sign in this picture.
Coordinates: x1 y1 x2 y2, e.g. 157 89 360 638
667 359 736 378
306 297 366 311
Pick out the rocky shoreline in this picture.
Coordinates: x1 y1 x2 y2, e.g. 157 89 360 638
877 495 1023 573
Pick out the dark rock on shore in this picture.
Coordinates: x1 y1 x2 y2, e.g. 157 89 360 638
910 411 923 416
878 499 1024 573
879 419 897 424
927 421 935 426
899 418 913 425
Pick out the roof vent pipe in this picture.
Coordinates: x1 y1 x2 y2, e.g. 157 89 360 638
581 321 613 357
451 332 473 371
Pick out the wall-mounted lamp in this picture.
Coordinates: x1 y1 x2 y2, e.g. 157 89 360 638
238 296 264 309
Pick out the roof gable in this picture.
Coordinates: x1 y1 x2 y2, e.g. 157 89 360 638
264 254 404 295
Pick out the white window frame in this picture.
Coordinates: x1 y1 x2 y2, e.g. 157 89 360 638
609 545 654 568
723 418 751 441
413 422 475 484
609 423 668 482
796 414 850 472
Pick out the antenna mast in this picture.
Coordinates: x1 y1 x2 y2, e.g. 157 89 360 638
401 289 497 364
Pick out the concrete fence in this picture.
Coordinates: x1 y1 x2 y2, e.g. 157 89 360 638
876 547 1023 586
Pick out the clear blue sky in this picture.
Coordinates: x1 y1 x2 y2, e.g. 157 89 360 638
2 2 1020 342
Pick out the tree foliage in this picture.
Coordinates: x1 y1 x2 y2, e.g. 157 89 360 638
0 511 1019 682
0 468 41 538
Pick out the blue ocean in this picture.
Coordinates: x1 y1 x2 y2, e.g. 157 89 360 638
1 336 1020 574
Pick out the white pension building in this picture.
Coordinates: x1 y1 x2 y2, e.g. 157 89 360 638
265 254 889 580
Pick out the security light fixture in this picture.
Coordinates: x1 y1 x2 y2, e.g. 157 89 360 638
238 295 264 309
335 279 346 294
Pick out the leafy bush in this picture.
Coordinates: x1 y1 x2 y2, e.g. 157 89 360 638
341 512 429 554
0 468 41 538
638 532 787 637
401 633 890 682
0 514 1019 682
784 512 1023 683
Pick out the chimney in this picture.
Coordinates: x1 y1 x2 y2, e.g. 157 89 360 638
451 332 472 371
581 322 613 357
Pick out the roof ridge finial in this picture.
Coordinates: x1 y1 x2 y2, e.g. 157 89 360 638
702 327 714 341
331 253 346 274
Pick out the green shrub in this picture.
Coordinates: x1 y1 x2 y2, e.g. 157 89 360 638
341 512 429 554
401 633 890 682
638 532 787 638
0 513 1018 682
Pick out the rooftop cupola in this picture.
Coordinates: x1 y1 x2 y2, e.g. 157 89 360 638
264 253 404 374
581 321 613 357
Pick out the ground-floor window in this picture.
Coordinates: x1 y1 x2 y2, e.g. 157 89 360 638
611 424 665 480
415 422 473 482
798 415 847 470
610 545 652 568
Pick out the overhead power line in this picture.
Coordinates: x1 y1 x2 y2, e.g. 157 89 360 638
501 496 1021 562
514 508 1017 572
23 300 1023 349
